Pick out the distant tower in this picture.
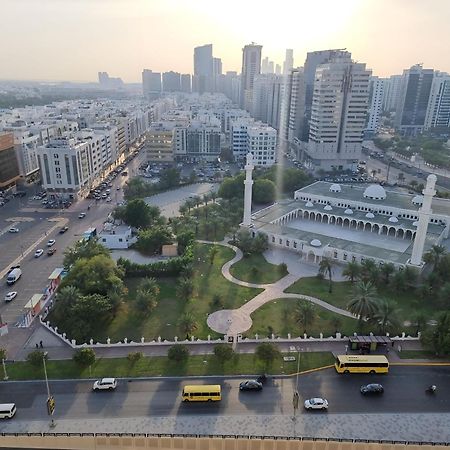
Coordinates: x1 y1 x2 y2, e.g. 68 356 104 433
409 174 437 266
243 152 254 226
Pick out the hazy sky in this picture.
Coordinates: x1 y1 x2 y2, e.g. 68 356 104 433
2 0 450 82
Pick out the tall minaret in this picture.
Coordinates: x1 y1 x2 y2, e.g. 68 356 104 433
243 152 254 226
409 174 437 266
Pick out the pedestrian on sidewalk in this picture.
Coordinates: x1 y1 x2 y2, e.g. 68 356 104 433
39 340 43 348
345 344 348 355
35 343 39 349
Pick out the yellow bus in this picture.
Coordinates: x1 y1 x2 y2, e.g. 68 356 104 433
335 355 389 374
182 385 221 402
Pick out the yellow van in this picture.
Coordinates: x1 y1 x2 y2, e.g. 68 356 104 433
182 385 221 402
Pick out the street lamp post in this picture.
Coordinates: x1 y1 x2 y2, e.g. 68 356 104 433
42 352 56 428
2 358 8 381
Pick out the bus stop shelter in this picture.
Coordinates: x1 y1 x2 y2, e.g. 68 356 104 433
349 335 392 353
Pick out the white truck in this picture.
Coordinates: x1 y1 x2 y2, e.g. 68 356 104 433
6 268 22 285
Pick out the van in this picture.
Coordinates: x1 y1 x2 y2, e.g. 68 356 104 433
182 384 221 402
6 268 22 285
0 403 16 419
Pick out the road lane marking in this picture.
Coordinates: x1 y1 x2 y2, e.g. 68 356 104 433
0 221 20 237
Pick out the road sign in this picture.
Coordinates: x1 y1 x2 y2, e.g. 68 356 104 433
47 396 55 416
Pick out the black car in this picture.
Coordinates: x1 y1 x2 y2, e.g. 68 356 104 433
239 380 263 391
59 226 69 234
360 383 384 395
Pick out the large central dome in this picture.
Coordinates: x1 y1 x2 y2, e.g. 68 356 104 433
363 184 387 200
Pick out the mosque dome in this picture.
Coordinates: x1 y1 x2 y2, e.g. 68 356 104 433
412 195 424 205
344 208 353 215
389 216 399 223
305 201 314 208
363 184 387 200
310 239 322 247
324 205 333 211
365 212 375 219
330 183 341 193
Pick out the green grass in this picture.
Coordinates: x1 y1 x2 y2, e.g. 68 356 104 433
7 352 334 380
229 253 288 284
396 350 449 360
246 297 358 339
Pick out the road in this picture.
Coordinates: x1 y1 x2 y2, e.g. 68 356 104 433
0 366 448 423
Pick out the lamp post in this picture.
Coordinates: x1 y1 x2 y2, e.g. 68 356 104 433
292 347 302 420
2 358 8 381
43 352 56 427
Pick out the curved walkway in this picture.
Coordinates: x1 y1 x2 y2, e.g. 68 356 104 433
199 239 356 336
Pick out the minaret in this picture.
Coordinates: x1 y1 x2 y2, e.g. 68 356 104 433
242 152 254 226
409 174 437 266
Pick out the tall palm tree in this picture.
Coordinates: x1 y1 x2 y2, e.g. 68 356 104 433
318 257 333 293
424 245 446 270
360 259 379 284
178 312 198 339
347 281 378 323
176 277 194 302
372 298 400 334
210 191 217 204
380 263 395 284
57 285 81 308
342 261 361 283
138 277 160 298
294 300 316 334
202 192 210 206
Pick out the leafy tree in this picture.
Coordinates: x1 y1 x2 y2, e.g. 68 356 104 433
252 233 269 254
127 351 144 364
124 177 151 200
73 348 96 367
176 277 194 301
159 167 180 189
135 283 159 315
347 281 379 323
253 179 276 204
343 261 361 283
56 285 81 309
236 229 253 256
63 239 110 268
424 245 447 270
294 300 316 333
168 345 189 361
372 299 400 334
318 257 333 293
213 344 234 364
178 312 198 339
208 246 219 265
116 199 163 229
0 348 6 361
413 312 427 334
27 350 48 367
218 175 244 199
136 225 173 254
255 342 280 368
422 312 450 356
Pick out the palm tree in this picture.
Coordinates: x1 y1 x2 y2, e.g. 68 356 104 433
424 245 446 270
294 300 316 334
372 298 400 334
413 312 427 334
138 277 160 297
360 259 379 284
318 257 333 293
179 204 189 217
380 263 395 284
342 261 361 283
178 312 198 339
135 289 158 315
210 191 217 204
176 277 194 301
202 192 210 206
57 285 80 308
347 281 378 323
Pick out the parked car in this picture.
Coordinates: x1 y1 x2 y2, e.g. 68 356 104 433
360 384 384 395
59 226 69 234
47 239 56 247
78 212 86 219
93 378 117 391
8 227 19 233
34 249 44 258
47 248 56 256
304 398 329 410
239 380 263 391
4 291 17 302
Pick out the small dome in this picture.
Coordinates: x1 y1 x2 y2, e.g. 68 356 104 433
310 239 322 247
365 212 375 219
305 201 314 208
412 195 423 205
344 208 353 215
413 221 419 226
389 216 399 223
330 183 341 193
324 205 333 211
363 184 387 200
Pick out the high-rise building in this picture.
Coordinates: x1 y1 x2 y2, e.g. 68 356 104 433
261 57 269 74
287 68 306 146
252 74 284 129
142 69 162 97
275 64 281 76
162 71 181 92
365 76 386 136
97 71 123 89
0 132 20 189
395 64 434 136
383 74 403 112
181 74 192 93
213 57 223 91
193 44 213 94
268 61 274 74
240 43 262 111
98 72 109 85
283 49 294 75
424 72 450 131
304 54 371 171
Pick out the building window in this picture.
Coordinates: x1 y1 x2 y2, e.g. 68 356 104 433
102 238 106 242
343 254 347 261
333 251 338 258
293 242 297 249
271 236 275 243
279 238 282 245
119 238 123 242
286 240 290 247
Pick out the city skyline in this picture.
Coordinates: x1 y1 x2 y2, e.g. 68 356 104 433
2 0 450 82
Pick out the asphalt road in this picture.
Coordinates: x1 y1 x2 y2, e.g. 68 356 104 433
0 366 448 423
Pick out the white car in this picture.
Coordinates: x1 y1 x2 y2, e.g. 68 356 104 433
34 249 44 258
8 227 19 233
304 398 329 410
78 212 86 219
47 239 56 247
5 292 17 302
106 197 111 202
93 378 117 391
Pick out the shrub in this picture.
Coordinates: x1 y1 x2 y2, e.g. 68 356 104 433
255 343 280 368
213 344 234 363
127 351 144 363
27 350 48 367
168 345 189 362
73 348 96 367
0 348 6 361
278 263 288 274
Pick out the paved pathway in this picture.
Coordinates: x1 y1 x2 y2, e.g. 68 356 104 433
203 240 355 335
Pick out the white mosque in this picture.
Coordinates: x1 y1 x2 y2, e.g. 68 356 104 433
242 153 450 270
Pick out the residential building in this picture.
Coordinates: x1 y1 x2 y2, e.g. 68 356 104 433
142 69 162 97
383 74 403 112
283 49 294 75
145 129 174 162
252 74 284 129
395 64 434 136
424 72 450 131
261 57 269 74
275 64 281 76
98 72 124 89
181 74 191 93
162 71 181 92
240 43 262 111
193 44 213 94
365 76 386 136
0 132 20 189
99 225 136 249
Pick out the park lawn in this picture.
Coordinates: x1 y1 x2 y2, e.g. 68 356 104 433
6 352 335 381
246 298 358 339
229 253 288 284
396 350 449 360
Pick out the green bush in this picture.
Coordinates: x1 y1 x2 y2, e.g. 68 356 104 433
27 350 48 367
127 351 144 363
73 348 96 367
168 345 189 362
213 344 234 363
